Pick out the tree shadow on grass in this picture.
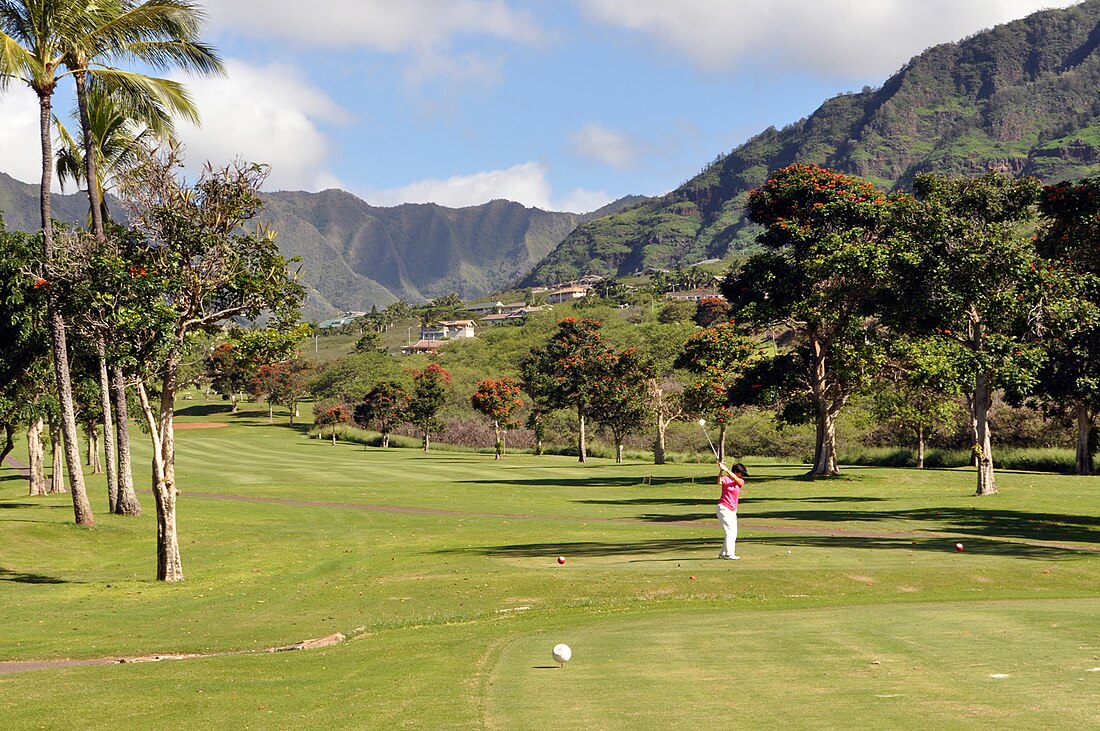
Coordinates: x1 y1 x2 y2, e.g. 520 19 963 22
456 476 659 488
743 534 1085 560
0 567 65 584
174 403 234 417
440 537 715 558
749 506 1100 545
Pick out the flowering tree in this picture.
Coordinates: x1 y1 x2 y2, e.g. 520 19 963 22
408 364 451 452
590 347 655 463
521 317 612 462
314 402 352 445
471 377 524 459
251 358 314 425
693 297 731 327
355 381 410 448
676 321 761 461
723 164 899 476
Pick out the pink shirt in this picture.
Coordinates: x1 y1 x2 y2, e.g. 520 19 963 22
718 474 743 511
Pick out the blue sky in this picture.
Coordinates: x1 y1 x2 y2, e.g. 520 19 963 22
0 0 1080 212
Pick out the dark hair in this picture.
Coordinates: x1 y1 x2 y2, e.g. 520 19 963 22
731 463 748 477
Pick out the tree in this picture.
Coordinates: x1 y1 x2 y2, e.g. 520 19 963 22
117 148 303 581
869 337 967 468
204 342 249 412
521 317 612 463
251 357 314 425
408 364 451 452
723 164 898 476
314 402 351 445
885 171 1054 495
636 320 696 464
693 297 731 327
354 381 409 448
590 347 655 463
1031 177 1100 474
677 321 762 461
471 377 524 459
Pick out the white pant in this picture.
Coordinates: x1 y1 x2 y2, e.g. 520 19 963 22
717 504 738 557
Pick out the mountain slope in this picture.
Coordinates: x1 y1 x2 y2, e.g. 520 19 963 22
523 0 1100 285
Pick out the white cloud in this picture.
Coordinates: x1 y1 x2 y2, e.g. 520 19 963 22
203 0 539 51
571 122 642 170
0 85 63 191
172 59 350 192
579 0 1081 78
364 161 612 212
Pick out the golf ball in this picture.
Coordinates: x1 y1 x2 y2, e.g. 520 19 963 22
557 556 566 565
552 643 572 664
955 543 964 552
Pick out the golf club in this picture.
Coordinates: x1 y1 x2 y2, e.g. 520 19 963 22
697 418 719 460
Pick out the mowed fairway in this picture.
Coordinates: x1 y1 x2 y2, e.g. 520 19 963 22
1 406 1099 729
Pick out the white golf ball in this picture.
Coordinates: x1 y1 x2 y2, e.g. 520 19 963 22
552 643 572 664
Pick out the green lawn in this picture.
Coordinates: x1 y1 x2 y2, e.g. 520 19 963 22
1 403 1098 729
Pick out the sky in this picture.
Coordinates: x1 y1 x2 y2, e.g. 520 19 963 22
0 0 1083 213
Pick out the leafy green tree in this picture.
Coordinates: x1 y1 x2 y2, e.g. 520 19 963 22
118 148 303 581
204 342 248 412
471 377 524 459
885 171 1058 495
723 163 898 476
1032 177 1100 474
408 364 451 452
251 358 314 425
636 320 696 464
869 337 967 468
590 347 655 463
354 330 382 352
355 381 410 448
314 402 351 445
521 317 612 463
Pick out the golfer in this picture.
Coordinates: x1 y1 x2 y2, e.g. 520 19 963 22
716 461 748 560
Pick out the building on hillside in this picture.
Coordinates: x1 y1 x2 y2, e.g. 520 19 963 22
664 289 724 302
546 285 589 304
420 320 476 341
316 311 367 332
577 274 606 286
500 301 530 313
463 301 504 316
401 339 445 355
480 305 546 327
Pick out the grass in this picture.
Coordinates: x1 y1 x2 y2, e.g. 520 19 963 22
1 401 1099 729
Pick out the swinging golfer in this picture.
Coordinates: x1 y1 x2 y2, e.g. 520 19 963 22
717 462 748 560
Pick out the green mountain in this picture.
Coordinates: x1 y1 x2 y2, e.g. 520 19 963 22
0 168 646 320
523 0 1100 285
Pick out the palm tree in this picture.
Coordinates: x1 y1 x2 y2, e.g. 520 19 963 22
1 0 103 526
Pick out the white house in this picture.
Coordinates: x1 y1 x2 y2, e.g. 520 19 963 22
664 289 724 302
316 311 367 331
546 286 589 304
480 305 545 326
421 319 476 341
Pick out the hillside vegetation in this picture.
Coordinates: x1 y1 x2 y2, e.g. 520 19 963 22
524 0 1100 284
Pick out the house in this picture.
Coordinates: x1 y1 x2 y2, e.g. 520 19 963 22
316 311 367 331
420 319 476 341
500 301 529 313
463 301 504 316
664 289 725 302
546 286 589 304
401 339 445 355
480 305 546 327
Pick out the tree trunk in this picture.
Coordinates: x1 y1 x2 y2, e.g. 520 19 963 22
382 432 390 448
330 427 337 445
49 420 65 493
577 406 587 463
86 423 102 473
137 378 183 581
423 431 430 452
75 70 107 240
112 367 141 516
97 342 119 510
267 400 272 422
916 425 926 470
616 441 624 464
493 421 503 460
1075 403 1094 476
0 424 14 468
38 90 94 525
973 371 997 496
27 418 47 496
654 415 667 465
809 404 841 477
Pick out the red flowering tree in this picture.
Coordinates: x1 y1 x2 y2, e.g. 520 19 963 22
355 381 410 447
693 297 731 327
471 377 524 459
314 402 352 445
724 163 899 476
408 364 451 452
677 321 761 461
250 358 314 425
590 347 655 463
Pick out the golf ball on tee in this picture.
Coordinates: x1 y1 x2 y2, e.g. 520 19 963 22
552 644 572 664
557 556 566 565
955 543 964 552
